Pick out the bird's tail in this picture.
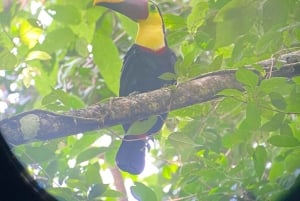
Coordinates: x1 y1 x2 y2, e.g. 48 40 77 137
115 134 147 175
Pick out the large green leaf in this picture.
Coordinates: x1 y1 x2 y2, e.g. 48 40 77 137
49 5 81 25
239 102 261 131
253 146 267 178
235 68 259 88
284 150 300 173
214 0 257 47
38 27 76 53
92 32 122 94
268 135 300 147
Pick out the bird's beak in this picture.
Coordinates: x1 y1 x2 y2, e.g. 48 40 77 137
94 0 148 21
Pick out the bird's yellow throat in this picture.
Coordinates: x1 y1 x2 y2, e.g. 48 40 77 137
135 11 165 51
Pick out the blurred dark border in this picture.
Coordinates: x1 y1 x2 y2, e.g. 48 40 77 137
0 130 56 201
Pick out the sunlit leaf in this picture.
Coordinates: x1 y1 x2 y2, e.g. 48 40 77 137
26 51 51 61
19 20 43 48
253 146 267 178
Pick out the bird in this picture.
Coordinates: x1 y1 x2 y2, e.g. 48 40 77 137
94 0 176 174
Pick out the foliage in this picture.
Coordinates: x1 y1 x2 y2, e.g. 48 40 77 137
1 0 300 200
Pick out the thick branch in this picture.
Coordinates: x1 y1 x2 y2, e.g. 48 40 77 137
1 51 300 145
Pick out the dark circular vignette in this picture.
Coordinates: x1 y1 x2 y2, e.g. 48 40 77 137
0 130 57 201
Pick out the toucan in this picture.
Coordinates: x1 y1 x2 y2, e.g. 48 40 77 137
94 0 176 174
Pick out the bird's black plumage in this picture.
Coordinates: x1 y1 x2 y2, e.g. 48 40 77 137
116 44 176 174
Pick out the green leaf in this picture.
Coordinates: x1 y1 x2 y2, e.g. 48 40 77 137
168 131 201 161
209 55 223 71
164 14 186 31
218 88 244 97
268 135 300 147
39 27 75 53
240 102 261 130
130 182 157 201
214 0 256 47
45 160 58 178
101 189 123 198
222 133 244 148
269 92 287 110
25 146 55 162
118 13 137 39
280 122 293 136
0 29 14 49
286 85 300 113
235 68 259 87
260 77 291 94
127 116 158 135
69 133 100 156
253 146 267 178
269 162 284 182
42 89 85 109
262 0 289 31
75 38 89 57
0 48 17 69
47 187 73 201
284 151 300 173
65 178 86 190
168 132 199 148
187 0 208 34
261 113 285 132
256 30 281 54
162 164 178 179
49 5 81 25
88 183 108 199
92 33 121 94
76 147 107 164
158 72 177 81
85 163 101 185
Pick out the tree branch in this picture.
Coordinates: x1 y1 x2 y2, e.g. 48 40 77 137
1 51 300 146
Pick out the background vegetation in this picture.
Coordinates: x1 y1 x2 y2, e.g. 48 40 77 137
0 0 300 200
